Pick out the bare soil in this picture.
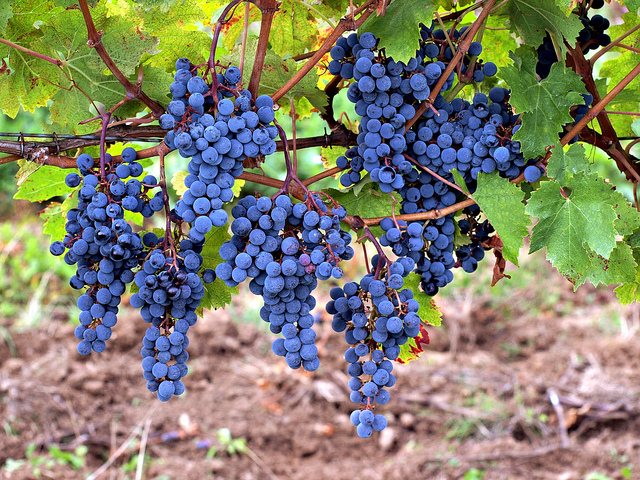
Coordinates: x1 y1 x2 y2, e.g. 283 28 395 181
1 261 640 480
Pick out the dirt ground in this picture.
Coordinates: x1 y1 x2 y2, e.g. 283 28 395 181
1 256 640 480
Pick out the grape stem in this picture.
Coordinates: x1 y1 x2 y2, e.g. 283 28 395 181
0 37 62 66
403 153 472 198
589 23 640 66
564 44 640 184
404 0 498 133
357 226 391 277
248 0 278 98
290 98 299 175
98 112 111 179
158 146 176 258
77 0 165 118
239 1 251 78
270 0 377 102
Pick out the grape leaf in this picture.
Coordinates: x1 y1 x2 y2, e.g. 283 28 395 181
324 184 400 230
0 3 12 34
480 16 520 70
359 1 435 65
546 142 589 185
474 173 530 266
403 273 442 327
321 146 343 169
450 169 469 195
198 227 238 311
396 326 430 364
585 242 637 288
171 171 189 196
501 47 587 158
221 5 261 51
40 192 78 242
14 162 71 202
270 3 318 57
526 173 619 284
139 0 211 70
504 0 583 56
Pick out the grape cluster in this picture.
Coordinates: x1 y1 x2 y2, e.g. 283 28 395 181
536 0 609 79
160 58 278 242
331 29 497 192
130 237 208 401
216 194 354 371
49 149 159 355
327 255 420 437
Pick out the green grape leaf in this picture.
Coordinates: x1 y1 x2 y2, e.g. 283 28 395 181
14 161 71 202
198 227 238 312
359 1 436 64
171 171 189 196
324 184 399 231
585 242 637 288
40 192 78 241
526 173 619 285
546 142 590 185
501 47 587 158
504 0 583 56
474 173 530 266
450 169 469 195
270 3 318 57
605 188 640 237
221 6 261 51
41 202 64 241
317 0 352 18
0 3 12 34
403 273 442 327
140 0 211 70
232 178 245 199
321 146 343 169
480 16 520 70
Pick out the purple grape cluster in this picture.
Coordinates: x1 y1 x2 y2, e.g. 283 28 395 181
327 255 420 437
129 237 208 401
160 58 278 242
49 149 159 355
216 194 354 371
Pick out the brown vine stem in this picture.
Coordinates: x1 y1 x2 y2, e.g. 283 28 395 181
404 154 471 198
290 98 298 174
77 0 165 118
602 111 640 116
560 62 640 148
239 1 251 77
564 43 640 183
248 0 278 99
302 166 345 186
98 113 111 179
361 198 477 226
405 0 497 133
207 0 243 88
270 0 377 103
158 147 176 255
0 38 62 65
589 23 640 66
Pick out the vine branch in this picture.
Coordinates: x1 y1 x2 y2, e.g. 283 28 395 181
270 0 377 102
77 0 165 118
405 0 498 132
